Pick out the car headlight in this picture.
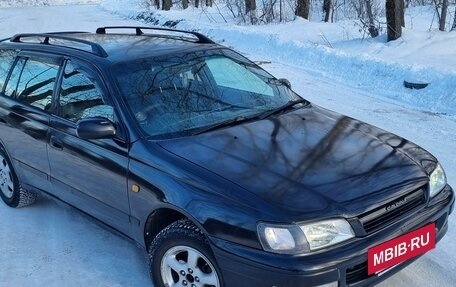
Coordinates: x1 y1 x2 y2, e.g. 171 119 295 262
258 219 355 254
429 163 447 198
300 219 355 251
257 223 309 254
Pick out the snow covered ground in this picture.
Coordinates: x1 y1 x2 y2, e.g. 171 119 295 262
0 1 455 286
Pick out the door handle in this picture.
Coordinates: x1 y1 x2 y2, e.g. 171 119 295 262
49 135 63 150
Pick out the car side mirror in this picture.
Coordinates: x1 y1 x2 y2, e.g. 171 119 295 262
76 117 116 139
279 78 292 89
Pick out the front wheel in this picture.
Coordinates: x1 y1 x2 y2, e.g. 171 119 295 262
148 219 222 287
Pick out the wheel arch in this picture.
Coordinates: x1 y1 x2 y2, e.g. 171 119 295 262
144 206 206 251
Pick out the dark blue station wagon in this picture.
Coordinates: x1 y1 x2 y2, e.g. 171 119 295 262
0 27 453 287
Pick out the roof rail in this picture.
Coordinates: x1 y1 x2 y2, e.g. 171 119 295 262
46 31 90 35
95 26 214 44
10 33 108 57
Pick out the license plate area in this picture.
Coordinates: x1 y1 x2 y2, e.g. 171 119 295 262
368 223 436 275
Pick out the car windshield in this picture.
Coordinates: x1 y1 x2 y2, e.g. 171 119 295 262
113 49 303 138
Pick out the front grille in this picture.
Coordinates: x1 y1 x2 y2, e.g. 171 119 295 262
359 188 425 233
346 261 373 285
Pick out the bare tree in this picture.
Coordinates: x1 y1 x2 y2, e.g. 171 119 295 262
351 0 379 38
329 0 348 23
296 0 311 20
245 0 258 23
323 0 332 22
400 0 405 27
432 0 449 31
452 6 456 31
245 0 256 12
162 0 172 10
365 0 379 37
386 0 404 41
439 0 449 31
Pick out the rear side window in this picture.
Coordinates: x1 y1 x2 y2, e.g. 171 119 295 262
58 60 113 122
4 58 26 98
4 56 59 111
0 50 16 93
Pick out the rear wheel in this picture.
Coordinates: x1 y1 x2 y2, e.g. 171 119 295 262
149 219 222 287
0 146 36 208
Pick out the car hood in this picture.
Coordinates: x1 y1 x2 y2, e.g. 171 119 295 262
158 105 431 221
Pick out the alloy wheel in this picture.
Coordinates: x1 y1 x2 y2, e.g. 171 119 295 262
160 245 220 287
0 155 14 199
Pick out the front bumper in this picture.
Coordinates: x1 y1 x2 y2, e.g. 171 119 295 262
210 184 454 287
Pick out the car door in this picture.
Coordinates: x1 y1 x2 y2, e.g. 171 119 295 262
47 58 131 235
0 51 58 193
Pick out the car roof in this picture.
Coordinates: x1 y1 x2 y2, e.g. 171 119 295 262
0 27 221 63
72 33 219 61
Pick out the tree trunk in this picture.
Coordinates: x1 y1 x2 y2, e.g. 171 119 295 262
279 0 282 22
206 0 213 7
366 0 379 37
162 0 171 10
245 0 256 13
244 0 258 24
296 0 311 20
400 0 405 27
386 0 402 41
154 0 160 9
195 0 199 8
183 0 189 9
439 0 449 31
452 6 456 31
323 0 332 22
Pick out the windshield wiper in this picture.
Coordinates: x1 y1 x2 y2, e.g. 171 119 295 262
192 116 252 135
256 98 307 120
192 98 307 135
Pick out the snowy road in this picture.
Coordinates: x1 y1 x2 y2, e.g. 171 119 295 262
0 4 455 287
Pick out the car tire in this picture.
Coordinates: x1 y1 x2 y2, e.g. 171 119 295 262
0 146 36 208
148 219 223 287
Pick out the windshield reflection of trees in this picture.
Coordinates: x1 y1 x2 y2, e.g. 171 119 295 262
115 49 297 138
